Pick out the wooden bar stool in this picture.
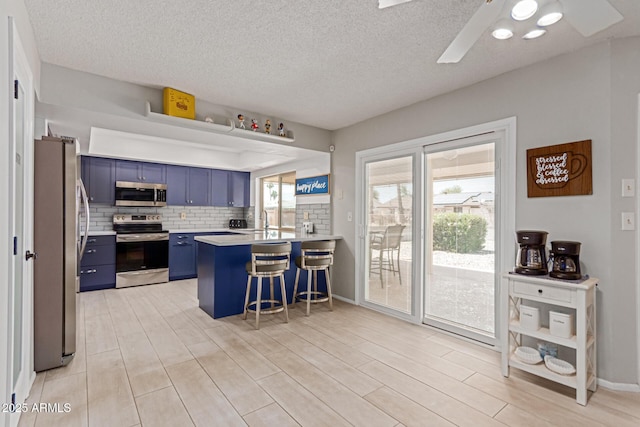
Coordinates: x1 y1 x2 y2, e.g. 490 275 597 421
243 242 291 329
293 240 335 316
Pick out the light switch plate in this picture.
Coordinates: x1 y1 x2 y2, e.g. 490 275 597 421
622 212 635 230
180 212 187 220
303 211 309 220
622 179 635 197
347 211 353 222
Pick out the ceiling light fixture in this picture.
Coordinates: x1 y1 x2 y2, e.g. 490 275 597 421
537 1 563 26
491 19 514 40
511 0 539 21
523 28 547 39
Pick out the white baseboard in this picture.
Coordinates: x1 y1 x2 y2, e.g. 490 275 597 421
332 294 356 305
597 378 640 392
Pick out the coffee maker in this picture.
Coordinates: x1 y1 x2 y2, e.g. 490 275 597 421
549 241 582 280
515 230 549 275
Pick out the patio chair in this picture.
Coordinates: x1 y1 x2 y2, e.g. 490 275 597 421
369 224 405 287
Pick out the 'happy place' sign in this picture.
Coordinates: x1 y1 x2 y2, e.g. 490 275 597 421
295 174 330 196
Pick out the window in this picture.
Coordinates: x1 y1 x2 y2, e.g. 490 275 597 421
261 172 296 229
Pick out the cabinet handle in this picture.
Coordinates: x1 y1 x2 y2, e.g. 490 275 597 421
86 249 97 254
177 235 188 239
538 289 543 294
82 269 97 274
87 238 97 243
142 177 146 181
90 196 94 201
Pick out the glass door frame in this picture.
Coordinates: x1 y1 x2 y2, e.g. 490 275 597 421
355 118 516 348
422 133 504 346
355 147 424 322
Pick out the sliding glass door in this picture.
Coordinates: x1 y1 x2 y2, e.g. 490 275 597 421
362 156 414 314
424 141 497 343
356 120 514 341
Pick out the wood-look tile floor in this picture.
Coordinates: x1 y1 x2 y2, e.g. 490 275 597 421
18 279 640 427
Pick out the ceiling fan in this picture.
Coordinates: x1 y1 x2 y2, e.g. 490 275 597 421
378 0 624 63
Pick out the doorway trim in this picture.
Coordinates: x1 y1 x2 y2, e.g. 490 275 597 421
355 117 516 345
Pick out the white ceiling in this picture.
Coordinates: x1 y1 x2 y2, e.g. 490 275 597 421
23 0 640 131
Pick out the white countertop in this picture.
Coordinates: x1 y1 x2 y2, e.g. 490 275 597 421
87 230 116 236
167 228 263 234
195 231 342 246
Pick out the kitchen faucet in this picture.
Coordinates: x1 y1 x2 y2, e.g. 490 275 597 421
262 210 269 229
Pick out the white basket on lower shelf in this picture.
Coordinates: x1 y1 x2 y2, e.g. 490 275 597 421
514 346 543 364
544 356 576 375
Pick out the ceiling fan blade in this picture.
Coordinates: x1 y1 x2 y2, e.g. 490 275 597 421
437 0 506 64
378 0 413 9
561 0 623 37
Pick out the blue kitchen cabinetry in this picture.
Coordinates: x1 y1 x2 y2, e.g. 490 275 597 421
169 232 238 280
115 159 166 183
166 165 210 206
169 233 197 280
80 234 116 291
81 156 116 204
211 169 250 207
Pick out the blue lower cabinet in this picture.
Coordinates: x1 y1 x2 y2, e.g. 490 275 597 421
169 233 197 280
79 235 116 291
80 264 116 292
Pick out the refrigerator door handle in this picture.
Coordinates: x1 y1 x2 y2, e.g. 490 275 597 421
78 179 90 261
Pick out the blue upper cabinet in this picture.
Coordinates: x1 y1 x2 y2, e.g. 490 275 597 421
230 171 250 207
211 170 250 207
166 164 210 206
82 156 115 204
166 164 189 205
188 167 211 206
210 169 229 206
115 159 166 183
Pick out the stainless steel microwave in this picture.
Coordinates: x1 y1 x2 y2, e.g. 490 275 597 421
115 181 167 207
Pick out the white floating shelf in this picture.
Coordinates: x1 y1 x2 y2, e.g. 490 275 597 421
144 101 295 143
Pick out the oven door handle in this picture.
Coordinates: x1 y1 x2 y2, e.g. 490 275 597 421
116 234 169 242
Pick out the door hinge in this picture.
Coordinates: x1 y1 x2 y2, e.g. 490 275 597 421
13 236 17 255
14 79 19 99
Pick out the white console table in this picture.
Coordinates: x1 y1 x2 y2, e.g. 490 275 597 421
501 273 597 405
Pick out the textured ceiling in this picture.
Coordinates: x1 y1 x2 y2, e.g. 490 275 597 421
23 0 640 130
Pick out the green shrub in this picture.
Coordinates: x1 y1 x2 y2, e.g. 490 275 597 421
432 213 487 253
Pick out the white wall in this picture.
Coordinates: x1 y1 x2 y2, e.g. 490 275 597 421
331 38 640 385
38 63 332 154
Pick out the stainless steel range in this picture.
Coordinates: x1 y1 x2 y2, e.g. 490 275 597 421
113 214 169 288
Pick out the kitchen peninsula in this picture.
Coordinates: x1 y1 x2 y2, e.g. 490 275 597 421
195 230 341 319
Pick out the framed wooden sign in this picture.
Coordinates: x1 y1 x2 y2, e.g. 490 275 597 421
527 140 592 198
295 174 330 195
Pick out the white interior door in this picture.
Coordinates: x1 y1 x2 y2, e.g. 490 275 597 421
9 23 35 424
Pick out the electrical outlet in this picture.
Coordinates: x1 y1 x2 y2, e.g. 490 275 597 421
347 211 353 222
303 211 309 220
180 212 187 220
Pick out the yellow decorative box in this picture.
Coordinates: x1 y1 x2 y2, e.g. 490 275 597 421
163 87 195 119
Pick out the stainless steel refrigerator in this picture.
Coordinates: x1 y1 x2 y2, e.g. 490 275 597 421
33 136 90 372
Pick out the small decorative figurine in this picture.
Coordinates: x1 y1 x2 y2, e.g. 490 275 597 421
264 119 271 134
204 116 214 123
251 118 259 131
237 114 245 129
278 122 285 137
